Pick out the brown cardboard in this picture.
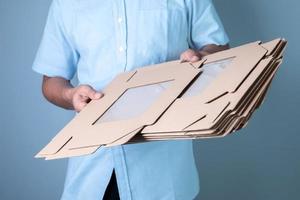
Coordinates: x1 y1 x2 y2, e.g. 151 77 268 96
37 60 205 158
36 38 287 160
140 57 281 140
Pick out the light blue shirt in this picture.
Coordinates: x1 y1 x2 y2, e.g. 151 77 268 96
33 0 229 199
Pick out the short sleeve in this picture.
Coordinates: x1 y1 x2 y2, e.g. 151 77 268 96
186 0 229 50
32 0 78 80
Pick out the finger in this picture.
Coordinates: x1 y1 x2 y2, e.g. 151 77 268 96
185 51 202 62
79 95 91 103
180 53 187 63
181 50 198 63
180 52 191 62
75 101 88 112
82 86 103 100
87 92 103 100
190 55 201 63
180 56 189 63
93 92 104 99
180 54 191 63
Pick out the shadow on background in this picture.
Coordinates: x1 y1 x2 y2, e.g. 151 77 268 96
194 0 300 199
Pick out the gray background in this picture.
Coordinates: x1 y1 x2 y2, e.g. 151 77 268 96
0 0 299 199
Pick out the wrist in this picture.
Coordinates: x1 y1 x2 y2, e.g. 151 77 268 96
198 50 210 57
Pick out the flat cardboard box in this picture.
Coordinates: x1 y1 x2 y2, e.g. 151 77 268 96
36 38 287 160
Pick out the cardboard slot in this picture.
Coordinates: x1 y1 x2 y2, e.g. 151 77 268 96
213 102 231 122
126 70 138 82
182 115 207 131
206 92 229 104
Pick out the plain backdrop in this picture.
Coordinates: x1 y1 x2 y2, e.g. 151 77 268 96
0 0 299 199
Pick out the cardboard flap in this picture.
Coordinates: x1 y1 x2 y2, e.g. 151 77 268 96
143 42 269 133
36 38 287 160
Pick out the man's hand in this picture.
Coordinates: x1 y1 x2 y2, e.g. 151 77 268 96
180 49 202 63
180 44 229 63
42 76 103 112
66 85 104 112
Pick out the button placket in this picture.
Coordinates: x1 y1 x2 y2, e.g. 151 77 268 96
115 0 128 71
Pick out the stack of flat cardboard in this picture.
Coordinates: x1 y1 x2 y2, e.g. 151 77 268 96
36 38 287 160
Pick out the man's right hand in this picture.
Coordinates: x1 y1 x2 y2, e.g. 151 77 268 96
42 76 104 112
65 85 104 112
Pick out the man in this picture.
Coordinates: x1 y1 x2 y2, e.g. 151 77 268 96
33 0 229 199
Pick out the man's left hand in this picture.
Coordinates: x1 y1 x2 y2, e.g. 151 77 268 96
180 44 230 63
180 49 202 63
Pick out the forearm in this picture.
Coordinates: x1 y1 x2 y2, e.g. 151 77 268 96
42 76 74 110
198 43 229 57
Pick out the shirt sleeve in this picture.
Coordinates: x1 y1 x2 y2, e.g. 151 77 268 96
186 0 230 50
32 0 78 80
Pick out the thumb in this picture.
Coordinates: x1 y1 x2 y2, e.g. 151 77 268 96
84 86 103 100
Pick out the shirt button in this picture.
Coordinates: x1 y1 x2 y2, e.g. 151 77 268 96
119 46 124 52
118 17 122 23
